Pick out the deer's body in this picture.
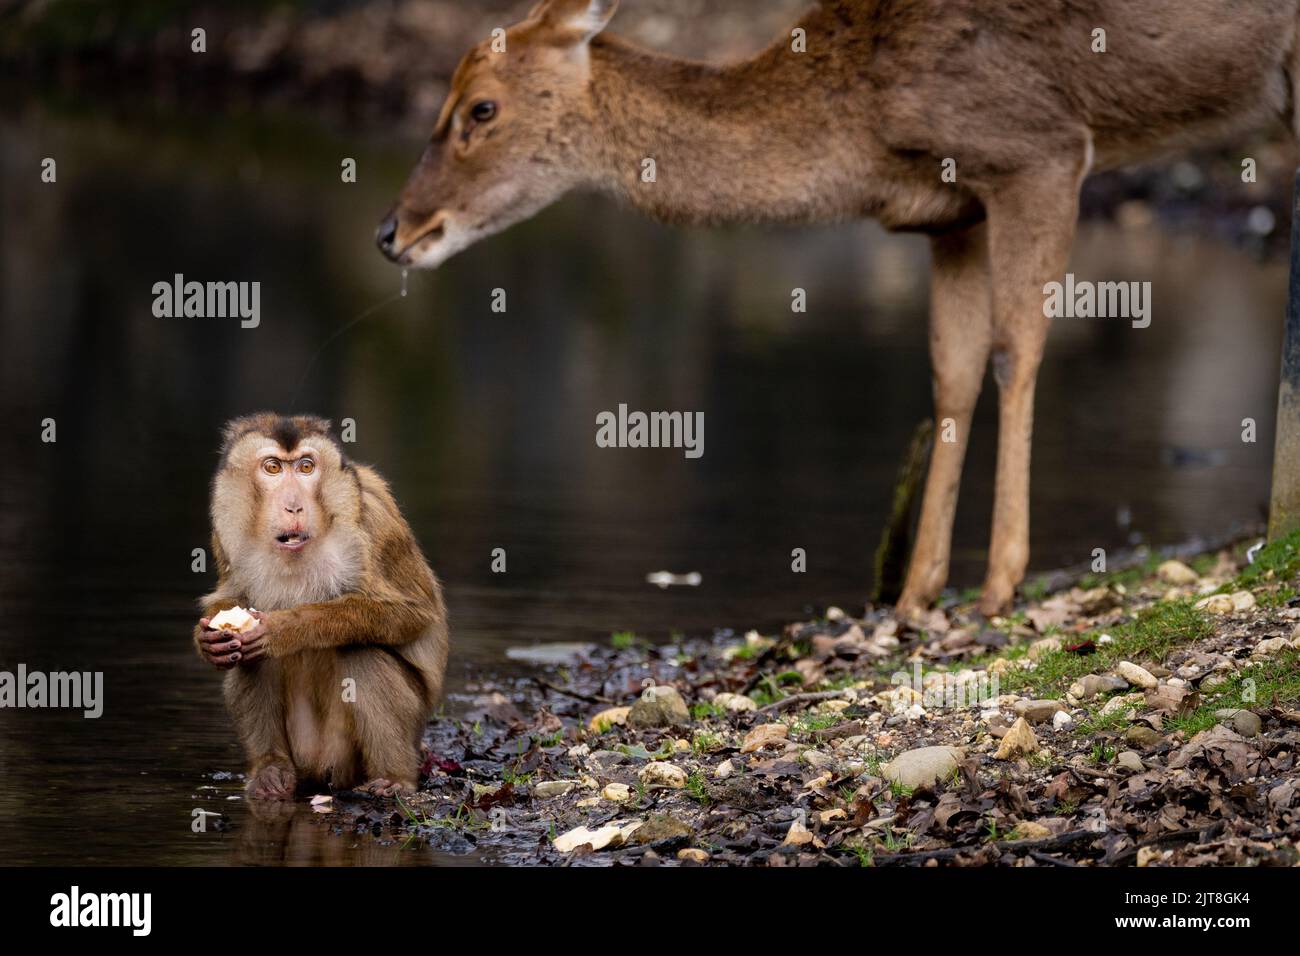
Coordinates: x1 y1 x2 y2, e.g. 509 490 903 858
586 1 1295 231
379 0 1300 615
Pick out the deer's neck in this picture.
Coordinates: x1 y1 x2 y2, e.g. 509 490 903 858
584 34 878 227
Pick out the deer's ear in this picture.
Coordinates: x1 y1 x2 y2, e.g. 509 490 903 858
533 0 618 44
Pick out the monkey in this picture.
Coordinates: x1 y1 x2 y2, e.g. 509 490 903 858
193 413 448 800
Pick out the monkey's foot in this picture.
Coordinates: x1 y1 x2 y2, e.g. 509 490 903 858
358 778 414 798
247 764 298 800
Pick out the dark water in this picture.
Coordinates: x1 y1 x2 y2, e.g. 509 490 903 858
0 102 1286 864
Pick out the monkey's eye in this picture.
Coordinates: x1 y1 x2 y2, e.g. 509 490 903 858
262 458 282 476
298 458 315 475
470 100 497 123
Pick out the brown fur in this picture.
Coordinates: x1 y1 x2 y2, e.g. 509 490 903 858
380 0 1300 614
195 413 448 798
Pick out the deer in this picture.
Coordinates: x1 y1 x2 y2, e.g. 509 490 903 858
376 0 1300 617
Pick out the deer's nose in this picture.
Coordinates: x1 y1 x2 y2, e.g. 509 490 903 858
375 213 398 256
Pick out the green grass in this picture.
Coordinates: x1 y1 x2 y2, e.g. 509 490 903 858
1021 575 1053 603
690 701 726 720
1256 585 1298 610
1077 550 1163 591
1002 599 1212 697
1075 704 1134 737
880 825 912 851
397 799 490 833
1089 741 1117 765
610 630 639 650
1167 646 1300 737
685 772 710 805
1233 532 1300 588
691 731 725 755
790 711 843 736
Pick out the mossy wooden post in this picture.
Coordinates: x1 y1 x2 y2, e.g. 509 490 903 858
1269 170 1300 541
873 418 934 605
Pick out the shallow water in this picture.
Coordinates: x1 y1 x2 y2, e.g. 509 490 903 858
0 102 1286 864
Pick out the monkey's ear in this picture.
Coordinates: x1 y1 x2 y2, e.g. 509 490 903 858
533 0 618 45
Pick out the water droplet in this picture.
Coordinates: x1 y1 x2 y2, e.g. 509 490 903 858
400 268 408 298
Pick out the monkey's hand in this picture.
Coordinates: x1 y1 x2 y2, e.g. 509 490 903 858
195 612 269 669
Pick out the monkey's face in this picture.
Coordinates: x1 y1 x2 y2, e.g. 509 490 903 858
212 415 365 608
252 441 325 554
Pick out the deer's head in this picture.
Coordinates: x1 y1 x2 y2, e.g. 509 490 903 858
376 0 619 269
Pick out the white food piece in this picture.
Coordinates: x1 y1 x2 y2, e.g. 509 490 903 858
210 606 258 633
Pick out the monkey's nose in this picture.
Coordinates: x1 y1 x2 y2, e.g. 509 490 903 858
375 213 398 257
285 505 303 515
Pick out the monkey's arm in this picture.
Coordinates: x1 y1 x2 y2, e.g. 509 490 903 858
263 586 438 658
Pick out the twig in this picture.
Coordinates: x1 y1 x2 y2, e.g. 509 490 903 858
1029 850 1082 867
531 676 613 706
756 690 849 715
1069 765 1122 781
1108 821 1227 866
872 828 1098 866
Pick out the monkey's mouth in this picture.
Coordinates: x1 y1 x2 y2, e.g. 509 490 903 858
275 531 311 552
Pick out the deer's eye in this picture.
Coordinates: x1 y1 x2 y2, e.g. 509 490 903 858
470 100 497 123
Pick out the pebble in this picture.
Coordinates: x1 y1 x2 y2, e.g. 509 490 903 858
713 692 757 713
677 848 710 864
803 750 836 769
553 822 640 853
1227 710 1262 737
1052 710 1075 731
1196 590 1256 615
1014 821 1053 840
1116 661 1158 689
1068 674 1129 700
588 707 631 732
1015 699 1066 723
1123 725 1162 749
627 685 691 728
1116 750 1145 773
880 745 964 789
533 780 576 799
1157 560 1199 586
638 762 688 789
602 783 632 802
632 815 694 845
1252 637 1291 658
994 718 1038 760
713 759 735 779
741 723 789 754
1027 636 1062 660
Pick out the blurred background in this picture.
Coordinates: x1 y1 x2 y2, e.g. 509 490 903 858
0 0 1294 864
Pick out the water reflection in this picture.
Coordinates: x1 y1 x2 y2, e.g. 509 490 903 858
0 102 1285 864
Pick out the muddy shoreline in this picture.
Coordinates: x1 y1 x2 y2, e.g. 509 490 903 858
230 530 1300 866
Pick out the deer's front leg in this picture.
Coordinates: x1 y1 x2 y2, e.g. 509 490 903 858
977 154 1088 616
897 223 992 616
